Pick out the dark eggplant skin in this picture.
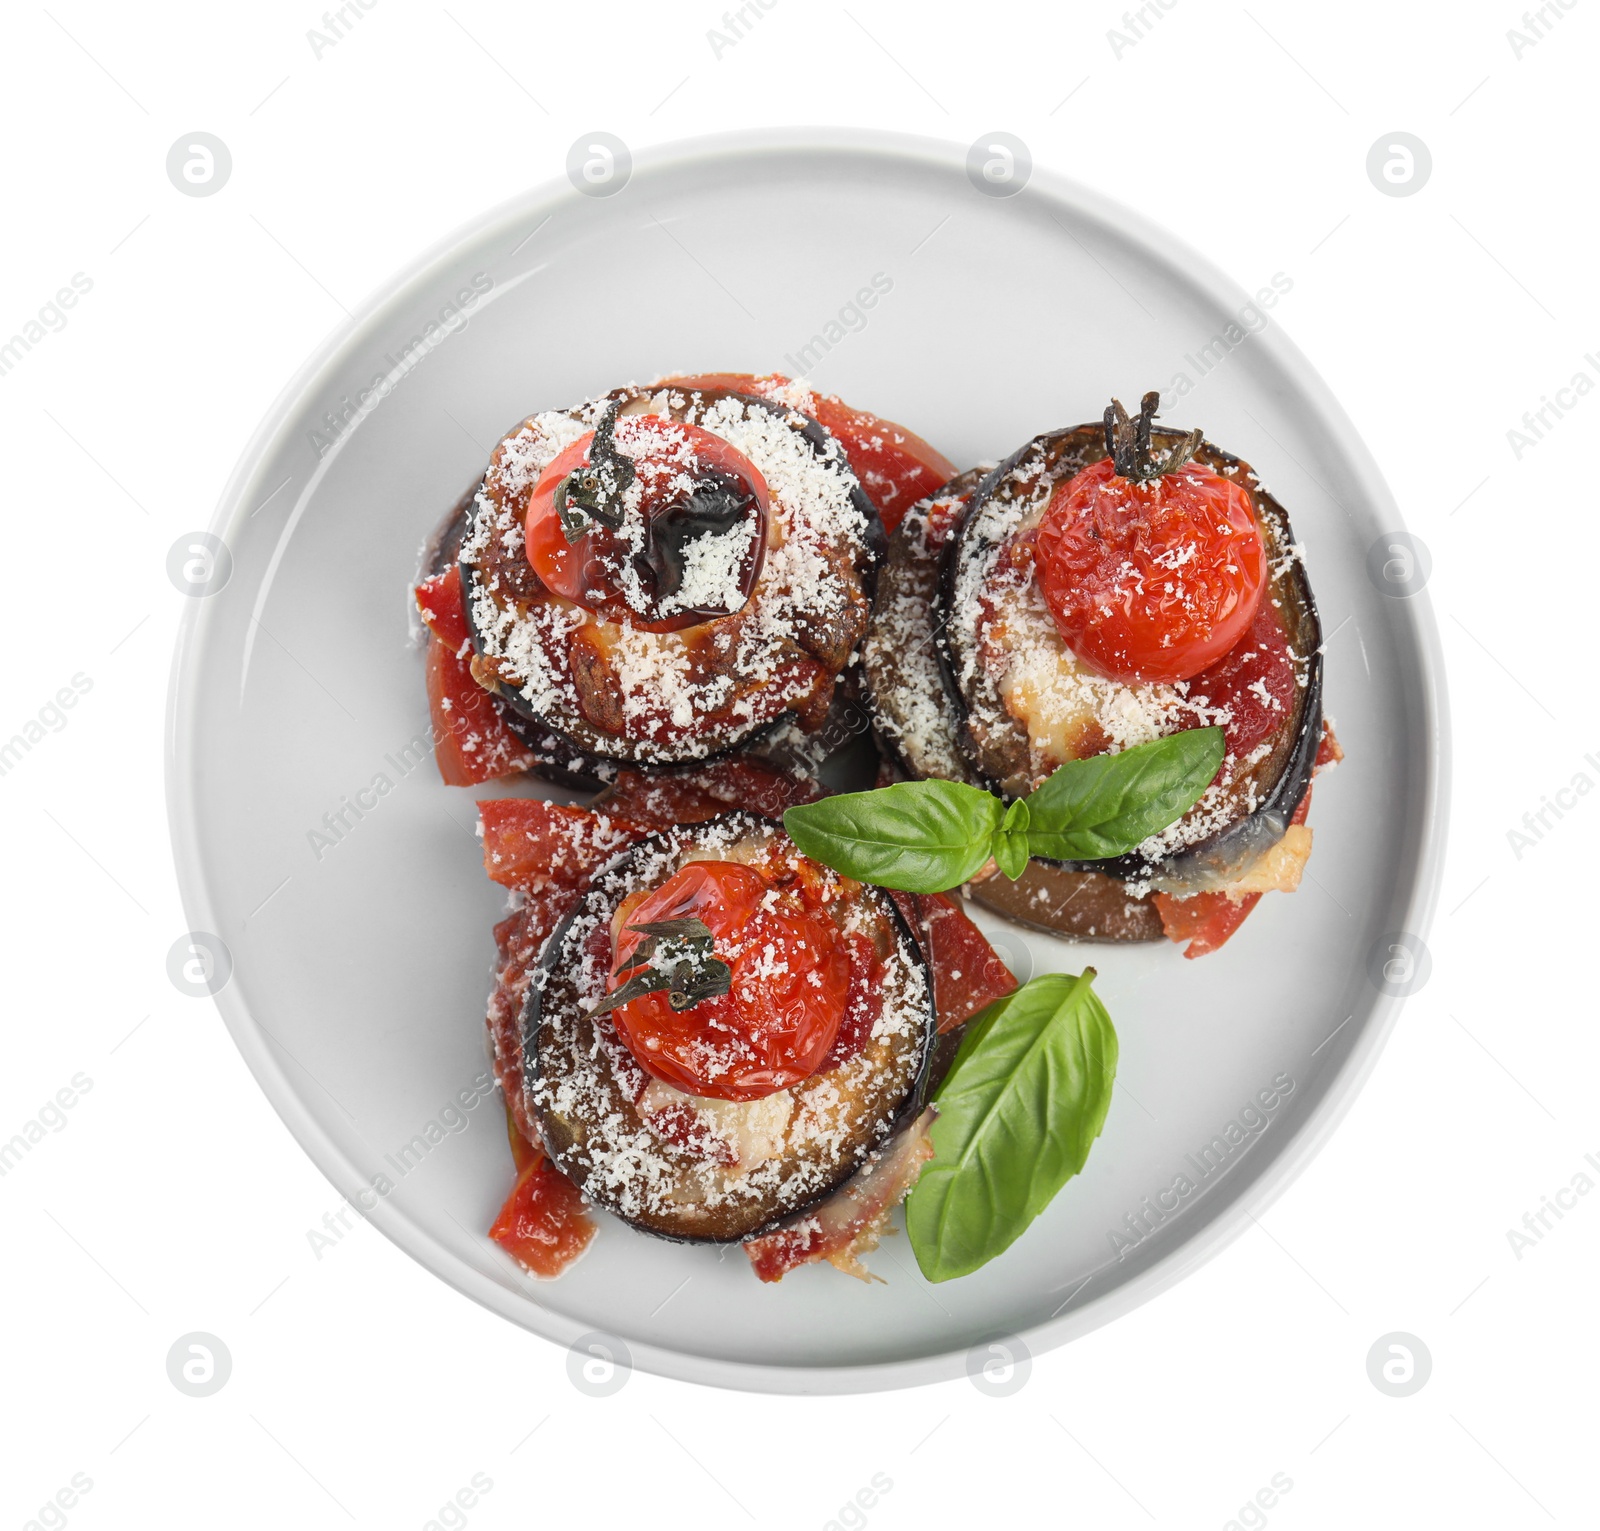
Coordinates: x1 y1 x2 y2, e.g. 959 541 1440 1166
460 386 884 773
934 422 1324 895
420 477 476 578
522 812 937 1244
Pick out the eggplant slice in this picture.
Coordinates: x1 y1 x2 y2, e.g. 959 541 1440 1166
524 812 937 1243
425 479 867 794
934 423 1322 897
963 863 1164 942
460 385 882 772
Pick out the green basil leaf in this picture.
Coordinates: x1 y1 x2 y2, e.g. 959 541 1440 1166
992 798 1031 881
906 971 1117 1282
1023 726 1225 862
783 780 1003 893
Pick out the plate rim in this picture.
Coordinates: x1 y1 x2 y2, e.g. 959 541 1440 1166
165 124 1451 1395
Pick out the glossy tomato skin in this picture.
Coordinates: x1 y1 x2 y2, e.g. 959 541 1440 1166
1033 458 1267 684
606 859 852 1102
524 416 768 633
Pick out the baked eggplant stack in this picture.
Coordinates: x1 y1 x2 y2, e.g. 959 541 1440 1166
413 376 952 790
474 760 1021 1283
529 812 937 1243
865 393 1340 957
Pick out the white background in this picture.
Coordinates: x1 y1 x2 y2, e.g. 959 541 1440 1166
2 1 1595 1527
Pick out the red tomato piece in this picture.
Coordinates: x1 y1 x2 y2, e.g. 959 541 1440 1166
600 774 733 830
805 393 955 535
915 891 1019 1033
1154 888 1264 960
1182 597 1297 758
478 798 646 894
607 860 851 1101
816 932 886 1071
661 371 770 394
664 372 956 534
414 566 471 652
1033 456 1268 684
525 415 768 631
489 1152 596 1278
680 757 828 816
423 634 536 787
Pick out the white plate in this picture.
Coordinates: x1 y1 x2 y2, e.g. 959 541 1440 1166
166 127 1448 1393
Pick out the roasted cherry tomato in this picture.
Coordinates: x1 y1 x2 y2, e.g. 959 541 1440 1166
606 859 850 1102
1032 455 1267 684
524 415 768 632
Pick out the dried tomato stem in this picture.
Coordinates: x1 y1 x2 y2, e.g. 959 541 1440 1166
1102 391 1203 482
584 917 733 1019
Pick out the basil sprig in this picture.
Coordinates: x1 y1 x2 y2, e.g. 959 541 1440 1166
783 726 1223 892
906 970 1117 1282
